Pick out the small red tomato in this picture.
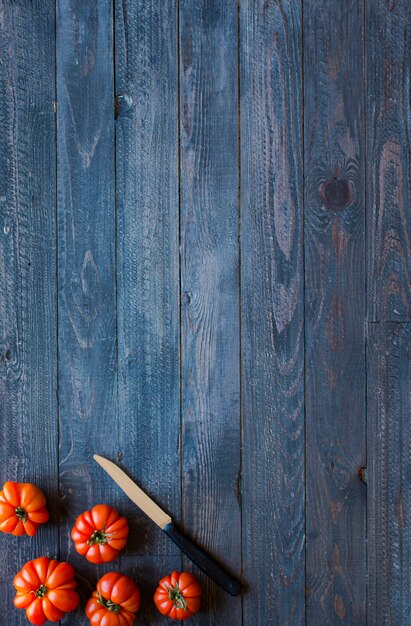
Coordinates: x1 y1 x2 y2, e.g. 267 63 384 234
14 556 79 625
71 504 129 564
0 481 49 536
86 572 140 626
154 571 201 621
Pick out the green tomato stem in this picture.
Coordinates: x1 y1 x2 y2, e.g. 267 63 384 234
88 529 108 546
15 507 27 523
98 595 121 614
35 585 48 598
168 584 187 611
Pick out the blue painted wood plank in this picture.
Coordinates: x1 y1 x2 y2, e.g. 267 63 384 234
240 2 305 624
368 323 411 625
367 1 411 322
304 1 366 623
115 1 181 622
179 1 241 623
56 0 119 615
0 2 58 623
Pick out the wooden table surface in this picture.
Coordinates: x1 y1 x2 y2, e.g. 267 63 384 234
1 1 410 625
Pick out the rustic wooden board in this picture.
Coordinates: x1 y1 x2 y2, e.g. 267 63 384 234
56 0 119 616
368 323 411 625
0 2 58 623
367 1 411 322
4 3 411 624
240 2 305 624
304 0 366 623
115 1 181 622
179 1 241 623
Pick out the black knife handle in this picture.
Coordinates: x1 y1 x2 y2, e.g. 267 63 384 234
163 522 242 596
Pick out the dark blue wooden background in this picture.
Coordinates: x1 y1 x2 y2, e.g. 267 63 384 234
0 1 410 624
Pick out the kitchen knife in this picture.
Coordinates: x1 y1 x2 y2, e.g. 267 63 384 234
93 454 242 597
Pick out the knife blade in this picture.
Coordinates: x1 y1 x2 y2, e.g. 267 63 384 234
93 454 242 597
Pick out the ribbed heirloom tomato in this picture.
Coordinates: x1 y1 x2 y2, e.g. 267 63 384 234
71 504 129 563
0 481 49 536
86 572 140 626
14 556 79 625
154 571 201 621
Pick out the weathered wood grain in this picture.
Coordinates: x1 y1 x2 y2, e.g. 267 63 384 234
304 1 366 623
367 1 411 322
115 1 181 622
367 323 411 625
0 2 58 623
5 3 411 624
240 2 305 624
57 0 118 616
179 1 241 623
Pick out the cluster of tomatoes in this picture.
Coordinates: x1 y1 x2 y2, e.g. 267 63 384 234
0 481 201 625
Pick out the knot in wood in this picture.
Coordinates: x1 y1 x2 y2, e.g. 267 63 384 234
359 467 367 484
114 94 133 119
323 177 351 210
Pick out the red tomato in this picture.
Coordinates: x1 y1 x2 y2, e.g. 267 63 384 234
14 556 79 625
0 481 49 536
154 571 201 621
86 572 140 626
71 504 129 563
